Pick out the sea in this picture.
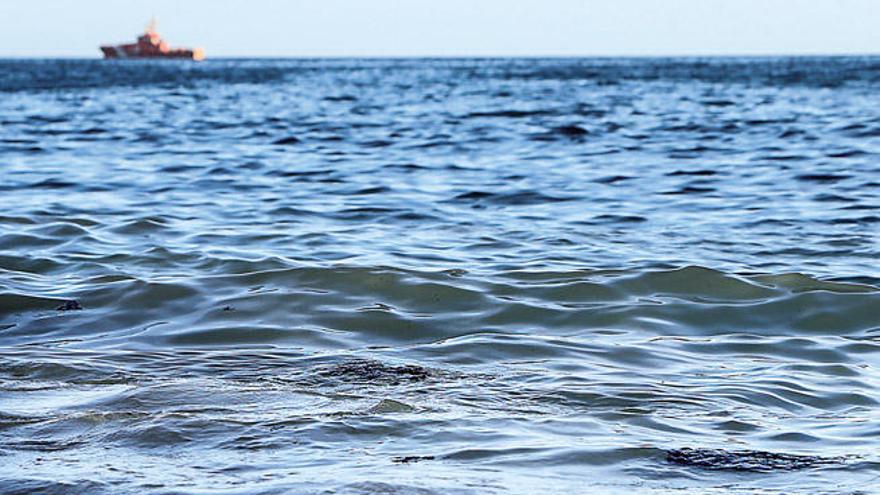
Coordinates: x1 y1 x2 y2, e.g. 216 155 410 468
1 57 879 494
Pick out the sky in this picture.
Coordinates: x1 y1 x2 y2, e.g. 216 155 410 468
0 0 878 57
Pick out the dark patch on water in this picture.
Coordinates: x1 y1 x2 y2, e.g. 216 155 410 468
594 175 632 184
531 124 590 142
839 123 880 138
828 216 880 225
272 136 301 145
454 191 495 201
825 149 866 158
353 186 391 195
666 169 717 177
55 300 83 311
661 186 717 195
466 109 557 118
666 448 848 472
779 128 806 139
702 99 736 107
453 190 575 205
589 214 648 224
392 455 436 464
383 163 426 171
159 164 202 174
319 360 432 385
813 193 856 203
796 174 852 183
552 124 589 137
323 95 358 102
28 179 77 189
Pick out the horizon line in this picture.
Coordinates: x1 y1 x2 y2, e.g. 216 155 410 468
2 52 880 60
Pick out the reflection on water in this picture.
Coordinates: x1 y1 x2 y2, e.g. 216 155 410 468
1 58 879 494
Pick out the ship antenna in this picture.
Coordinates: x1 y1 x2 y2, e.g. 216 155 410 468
146 16 157 34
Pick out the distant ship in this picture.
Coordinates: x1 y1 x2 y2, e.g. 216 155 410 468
100 19 204 61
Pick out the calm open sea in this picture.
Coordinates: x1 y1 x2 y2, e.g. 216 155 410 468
1 57 879 494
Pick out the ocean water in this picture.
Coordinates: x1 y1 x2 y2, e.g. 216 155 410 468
1 57 879 494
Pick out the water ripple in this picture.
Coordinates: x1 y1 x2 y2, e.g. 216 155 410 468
2 57 880 494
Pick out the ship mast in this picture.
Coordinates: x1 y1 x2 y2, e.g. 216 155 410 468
146 17 158 35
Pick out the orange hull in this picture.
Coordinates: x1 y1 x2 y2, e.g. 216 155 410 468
100 45 204 60
100 22 204 61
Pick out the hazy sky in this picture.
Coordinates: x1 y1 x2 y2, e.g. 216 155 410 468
1 0 878 57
